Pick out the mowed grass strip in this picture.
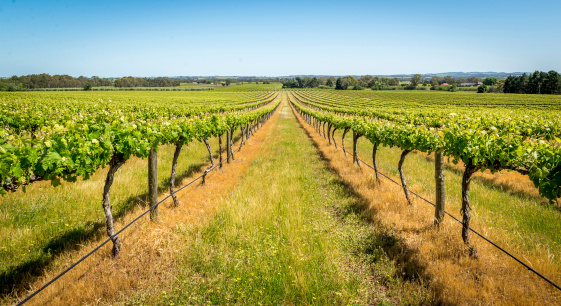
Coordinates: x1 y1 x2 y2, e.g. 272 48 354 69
150 103 431 305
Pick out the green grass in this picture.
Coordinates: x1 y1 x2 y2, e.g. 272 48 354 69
143 104 431 305
0 134 240 296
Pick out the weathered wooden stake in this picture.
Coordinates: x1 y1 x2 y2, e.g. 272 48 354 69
227 128 232 164
230 129 235 161
219 134 223 169
461 162 478 245
327 123 332 145
148 147 158 222
434 150 445 225
352 131 361 166
372 143 380 183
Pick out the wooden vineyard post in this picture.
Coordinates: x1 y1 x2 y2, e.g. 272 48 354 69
227 128 232 164
149 147 158 222
219 134 223 169
327 123 332 145
372 143 380 183
352 131 361 166
434 150 445 225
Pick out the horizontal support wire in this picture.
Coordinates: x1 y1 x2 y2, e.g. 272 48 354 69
293 102 561 292
358 147 560 291
15 109 276 305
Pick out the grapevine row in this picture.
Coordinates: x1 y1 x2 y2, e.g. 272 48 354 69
289 91 561 247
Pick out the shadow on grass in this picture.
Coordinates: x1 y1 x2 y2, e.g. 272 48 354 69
0 160 210 298
292 107 433 293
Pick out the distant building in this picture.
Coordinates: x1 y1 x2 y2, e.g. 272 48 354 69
459 82 483 87
442 83 450 86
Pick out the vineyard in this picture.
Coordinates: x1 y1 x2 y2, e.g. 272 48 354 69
1 89 561 304
290 90 561 233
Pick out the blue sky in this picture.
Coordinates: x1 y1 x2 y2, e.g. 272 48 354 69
1 0 560 77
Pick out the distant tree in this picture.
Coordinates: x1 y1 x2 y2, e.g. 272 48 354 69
410 74 422 86
496 78 506 93
326 78 334 87
225 79 232 86
281 78 299 88
335 78 346 90
296 77 304 88
83 82 93 91
430 76 440 87
527 71 548 94
544 70 561 94
504 73 529 94
467 77 481 84
477 84 488 93
443 76 455 84
388 78 399 86
482 77 498 86
368 76 379 88
308 77 319 88
359 75 373 88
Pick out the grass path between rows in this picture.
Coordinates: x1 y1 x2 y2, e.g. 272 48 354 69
144 101 431 305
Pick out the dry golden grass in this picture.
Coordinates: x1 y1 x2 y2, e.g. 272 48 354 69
15 99 283 306
292 105 561 305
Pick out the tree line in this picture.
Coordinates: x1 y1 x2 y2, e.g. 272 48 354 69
113 76 180 87
503 71 561 94
0 74 181 91
0 74 112 91
281 71 561 95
